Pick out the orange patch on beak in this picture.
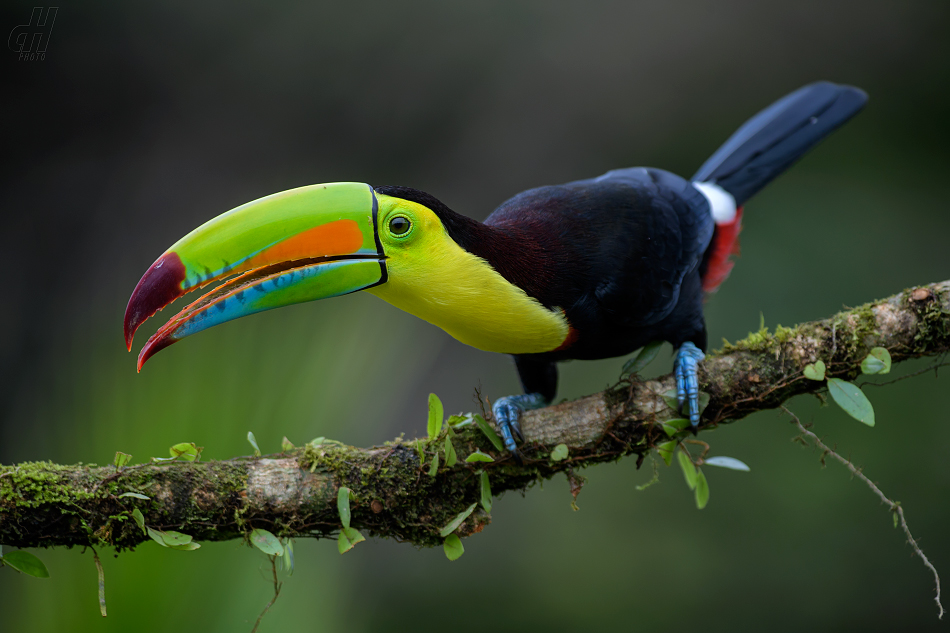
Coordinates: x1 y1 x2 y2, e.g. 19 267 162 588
245 219 365 269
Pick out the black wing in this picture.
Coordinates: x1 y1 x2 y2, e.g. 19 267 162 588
485 167 713 330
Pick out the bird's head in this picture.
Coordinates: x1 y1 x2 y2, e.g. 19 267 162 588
124 183 435 367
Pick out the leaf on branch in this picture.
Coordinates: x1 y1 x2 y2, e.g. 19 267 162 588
443 534 464 561
622 340 663 377
169 442 202 462
656 441 677 466
247 432 262 457
118 492 150 500
827 378 875 426
1 551 50 578
550 444 569 461
113 451 132 468
661 418 691 437
465 450 494 463
131 509 146 535
161 531 193 547
447 414 471 427
861 347 892 375
703 456 751 472
694 469 709 509
281 437 295 452
282 539 295 575
444 436 458 468
440 503 477 537
428 453 440 477
428 393 444 439
473 414 504 452
337 487 354 529
480 471 492 513
250 528 283 556
804 360 826 381
678 451 698 490
338 527 365 554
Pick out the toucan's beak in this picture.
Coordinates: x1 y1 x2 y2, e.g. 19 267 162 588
124 182 386 370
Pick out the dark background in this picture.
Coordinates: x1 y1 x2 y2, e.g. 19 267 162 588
2 2 949 631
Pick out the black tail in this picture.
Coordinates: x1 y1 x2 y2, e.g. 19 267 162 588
692 82 867 206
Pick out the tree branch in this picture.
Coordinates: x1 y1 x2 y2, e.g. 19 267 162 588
2 281 949 551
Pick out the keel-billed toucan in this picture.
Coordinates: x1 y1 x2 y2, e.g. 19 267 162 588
125 81 867 453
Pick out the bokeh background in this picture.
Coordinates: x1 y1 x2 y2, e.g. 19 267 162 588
2 1 949 631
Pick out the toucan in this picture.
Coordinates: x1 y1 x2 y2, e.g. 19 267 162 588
124 81 867 453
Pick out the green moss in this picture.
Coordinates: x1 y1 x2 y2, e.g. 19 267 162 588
911 290 950 353
0 461 97 508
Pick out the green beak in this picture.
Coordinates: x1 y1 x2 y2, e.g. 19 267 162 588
124 182 386 370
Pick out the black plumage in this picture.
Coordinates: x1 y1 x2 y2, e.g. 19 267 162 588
377 81 867 402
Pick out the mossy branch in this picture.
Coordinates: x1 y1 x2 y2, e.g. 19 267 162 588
2 281 949 553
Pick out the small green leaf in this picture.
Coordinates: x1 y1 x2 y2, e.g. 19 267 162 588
447 414 471 427
167 542 201 551
473 414 504 452
440 503 477 537
827 378 875 426
703 456 750 472
893 511 899 529
427 393 444 438
309 437 326 447
661 418 691 437
1 551 50 578
678 451 698 490
147 527 168 547
343 527 364 545
444 436 458 468
281 436 295 452
338 527 364 553
443 534 464 561
479 471 492 513
621 340 664 376
465 450 494 463
169 442 201 462
337 531 353 554
694 469 709 509
118 492 150 500
337 487 354 529
247 432 262 456
656 441 677 466
428 453 440 477
113 451 132 468
161 531 193 547
282 539 295 575
803 360 826 381
550 444 569 461
249 528 283 556
131 508 146 535
861 347 892 375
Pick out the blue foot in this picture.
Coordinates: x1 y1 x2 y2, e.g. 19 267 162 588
674 342 705 427
492 392 549 454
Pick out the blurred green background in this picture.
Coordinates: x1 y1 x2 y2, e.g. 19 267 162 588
2 1 949 631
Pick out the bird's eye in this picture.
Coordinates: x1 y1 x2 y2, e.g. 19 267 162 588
389 216 411 236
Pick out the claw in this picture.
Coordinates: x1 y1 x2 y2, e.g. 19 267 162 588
674 342 705 427
491 392 548 455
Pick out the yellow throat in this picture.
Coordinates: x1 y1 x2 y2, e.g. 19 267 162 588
367 196 570 354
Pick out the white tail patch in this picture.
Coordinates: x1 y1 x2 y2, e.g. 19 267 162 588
693 181 737 224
